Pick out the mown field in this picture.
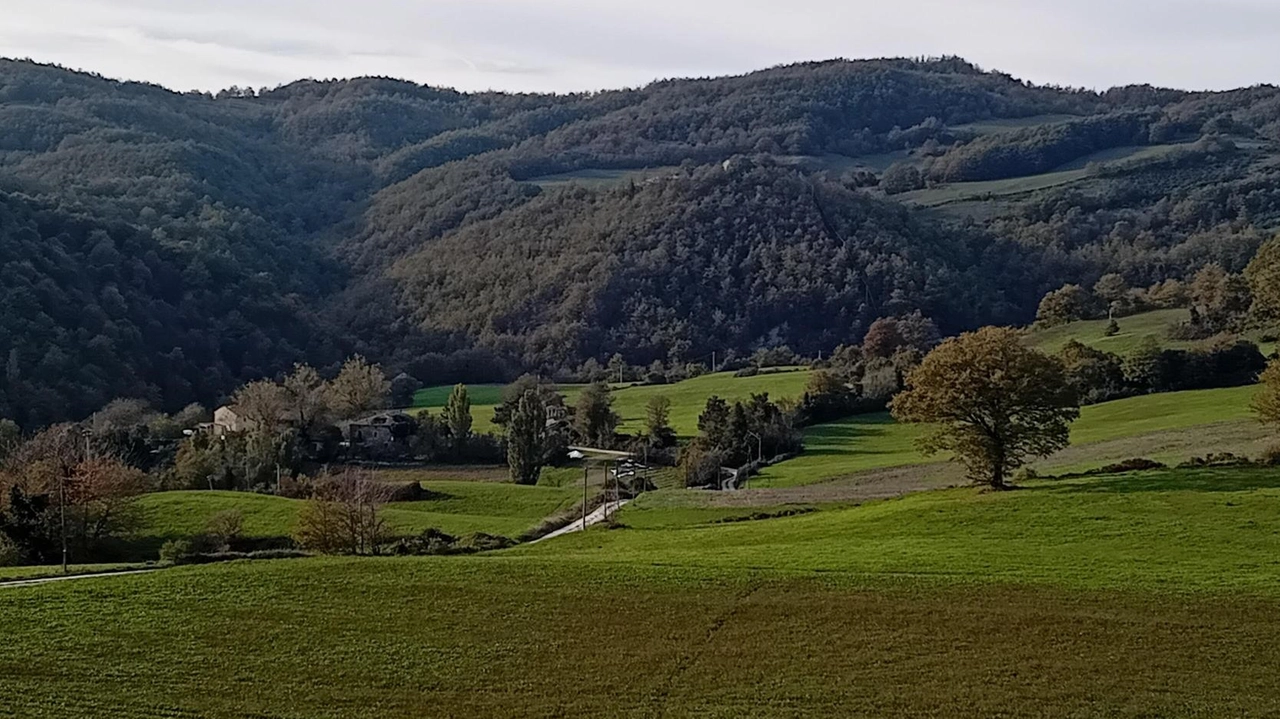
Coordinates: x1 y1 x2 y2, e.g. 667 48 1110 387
6 465 1280 716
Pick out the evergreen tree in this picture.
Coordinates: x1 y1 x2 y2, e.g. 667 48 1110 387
506 391 546 486
442 384 473 452
574 382 619 448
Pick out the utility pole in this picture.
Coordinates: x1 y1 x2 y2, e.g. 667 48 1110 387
59 471 67 575
711 351 716 373
581 461 589 531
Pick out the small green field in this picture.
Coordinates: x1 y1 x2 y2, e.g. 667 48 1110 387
1026 307 1278 356
413 370 813 438
411 383 506 408
608 370 811 436
133 481 579 551
1025 308 1190 355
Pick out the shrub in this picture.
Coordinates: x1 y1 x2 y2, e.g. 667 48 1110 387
710 507 816 524
391 528 515 555
1179 453 1253 468
1092 458 1167 474
381 481 428 503
456 533 516 553
204 510 244 548
391 528 458 556
0 534 20 567
733 366 759 378
1104 319 1120 337
159 539 194 564
175 549 310 566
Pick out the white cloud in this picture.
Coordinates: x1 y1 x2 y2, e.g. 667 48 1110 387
2 0 1279 93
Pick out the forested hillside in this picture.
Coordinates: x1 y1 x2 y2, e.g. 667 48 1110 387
1 56 1278 426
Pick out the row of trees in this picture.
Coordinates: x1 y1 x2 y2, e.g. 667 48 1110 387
1060 336 1268 404
681 393 803 487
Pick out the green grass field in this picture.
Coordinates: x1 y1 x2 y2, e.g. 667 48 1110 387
412 383 507 408
607 370 811 436
413 370 813 438
755 384 1263 487
1026 308 1190 355
134 481 579 552
1026 307 1278 357
7 465 1280 716
554 466 1280 590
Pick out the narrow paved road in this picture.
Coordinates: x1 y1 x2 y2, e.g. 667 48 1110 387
0 569 158 590
532 500 630 544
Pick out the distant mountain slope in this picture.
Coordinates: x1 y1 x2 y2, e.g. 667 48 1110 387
373 159 1045 369
0 57 1278 424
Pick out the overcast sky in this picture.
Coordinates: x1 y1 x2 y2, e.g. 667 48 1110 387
4 0 1280 94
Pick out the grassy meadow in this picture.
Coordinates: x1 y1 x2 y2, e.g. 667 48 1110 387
1025 307 1279 356
8 464 1280 716
411 370 813 437
756 384 1264 487
132 481 578 552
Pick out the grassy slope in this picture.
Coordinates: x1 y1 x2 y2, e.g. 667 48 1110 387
901 144 1187 209
7 467 1280 716
756 384 1262 487
607 370 811 436
1026 307 1279 357
541 466 1280 591
1026 308 1191 355
135 481 578 546
412 370 813 437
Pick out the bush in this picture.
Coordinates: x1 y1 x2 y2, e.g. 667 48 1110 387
457 533 516 553
1179 453 1253 468
381 481 428 503
0 534 20 567
1104 319 1120 337
1091 458 1167 474
733 366 759 378
1166 321 1215 341
159 539 194 564
175 549 310 566
204 510 244 548
391 528 516 555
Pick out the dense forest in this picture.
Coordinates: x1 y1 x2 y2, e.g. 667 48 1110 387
2 56 1279 427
